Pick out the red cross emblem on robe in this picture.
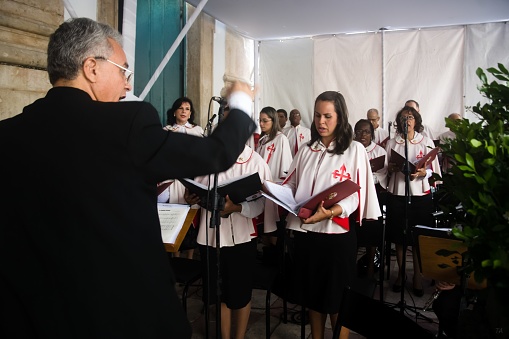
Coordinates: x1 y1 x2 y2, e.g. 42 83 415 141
332 164 351 181
267 144 276 163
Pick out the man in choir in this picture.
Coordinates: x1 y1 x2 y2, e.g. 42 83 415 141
0 17 256 339
283 108 311 157
367 108 389 147
405 99 436 140
277 108 291 134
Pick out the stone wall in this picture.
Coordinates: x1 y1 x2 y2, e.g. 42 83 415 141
0 0 62 120
0 0 253 125
186 5 254 128
0 0 118 121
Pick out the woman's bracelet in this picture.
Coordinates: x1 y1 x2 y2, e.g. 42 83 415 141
329 209 334 219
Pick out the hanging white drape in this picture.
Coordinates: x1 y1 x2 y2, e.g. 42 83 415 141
259 22 508 137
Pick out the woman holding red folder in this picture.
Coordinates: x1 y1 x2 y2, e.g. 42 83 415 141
385 106 442 296
277 91 381 339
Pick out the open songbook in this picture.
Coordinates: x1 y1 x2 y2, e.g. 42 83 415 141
390 147 439 173
158 203 199 252
178 172 262 211
262 179 361 219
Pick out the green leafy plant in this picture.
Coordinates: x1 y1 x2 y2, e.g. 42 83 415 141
438 63 509 294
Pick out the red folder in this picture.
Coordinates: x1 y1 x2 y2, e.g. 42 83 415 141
390 147 439 173
262 179 360 219
415 147 440 170
378 136 390 148
296 180 361 218
369 155 385 172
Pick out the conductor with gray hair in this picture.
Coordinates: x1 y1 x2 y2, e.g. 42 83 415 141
0 17 256 338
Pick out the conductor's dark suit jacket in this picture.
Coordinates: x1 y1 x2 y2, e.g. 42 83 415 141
0 87 256 338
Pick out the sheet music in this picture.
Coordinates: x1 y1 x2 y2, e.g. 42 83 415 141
263 181 299 210
157 203 190 244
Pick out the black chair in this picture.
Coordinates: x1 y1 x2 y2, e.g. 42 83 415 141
168 255 202 315
332 285 435 339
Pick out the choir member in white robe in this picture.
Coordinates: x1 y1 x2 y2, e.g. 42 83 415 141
404 99 436 140
284 109 311 157
256 106 293 183
367 108 390 146
385 106 441 297
163 96 204 136
353 119 389 279
184 144 273 339
438 113 462 173
161 97 204 258
256 106 294 248
270 91 381 339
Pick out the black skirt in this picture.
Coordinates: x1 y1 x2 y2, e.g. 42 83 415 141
386 194 435 245
293 228 357 314
198 239 257 309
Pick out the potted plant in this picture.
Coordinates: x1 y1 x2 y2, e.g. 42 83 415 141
436 63 509 337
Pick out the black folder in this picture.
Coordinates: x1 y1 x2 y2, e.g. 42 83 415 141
178 172 262 211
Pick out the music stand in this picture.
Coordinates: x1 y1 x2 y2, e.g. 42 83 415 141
413 226 486 290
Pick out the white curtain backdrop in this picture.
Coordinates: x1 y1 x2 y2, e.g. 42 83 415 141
464 22 509 121
383 26 464 136
259 38 314 121
313 33 382 131
259 22 508 138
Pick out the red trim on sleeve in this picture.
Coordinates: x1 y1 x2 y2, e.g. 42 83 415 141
331 216 350 231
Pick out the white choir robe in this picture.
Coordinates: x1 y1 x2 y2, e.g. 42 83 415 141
385 132 442 196
163 122 204 136
421 124 435 140
374 127 389 145
158 121 204 204
438 130 456 143
194 145 274 248
256 132 293 183
271 140 381 234
284 125 311 157
365 141 389 190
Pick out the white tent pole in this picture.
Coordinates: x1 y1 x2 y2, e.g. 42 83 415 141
380 27 387 129
62 0 78 18
139 0 209 101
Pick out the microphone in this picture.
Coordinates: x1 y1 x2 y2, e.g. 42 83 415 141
401 116 408 135
388 121 392 128
207 114 217 125
204 114 217 136
212 96 227 105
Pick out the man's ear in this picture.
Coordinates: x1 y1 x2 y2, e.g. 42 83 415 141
82 57 99 83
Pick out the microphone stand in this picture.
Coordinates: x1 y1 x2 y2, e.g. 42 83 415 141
391 117 432 323
399 116 410 313
204 102 226 339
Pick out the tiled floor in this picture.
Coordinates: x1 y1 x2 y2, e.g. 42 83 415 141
176 244 440 339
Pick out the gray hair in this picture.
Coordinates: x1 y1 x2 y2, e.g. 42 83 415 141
47 17 123 85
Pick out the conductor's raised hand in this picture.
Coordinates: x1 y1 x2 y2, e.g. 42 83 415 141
226 81 255 101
